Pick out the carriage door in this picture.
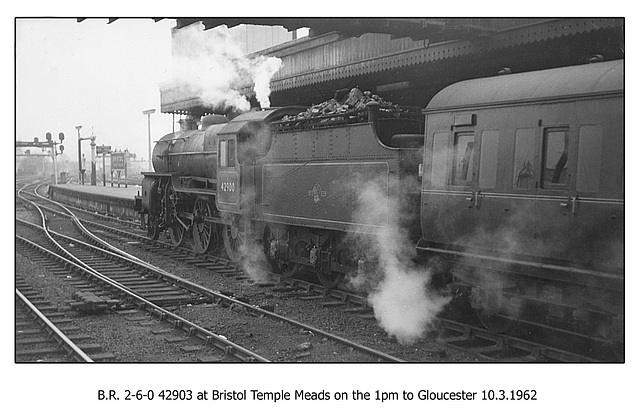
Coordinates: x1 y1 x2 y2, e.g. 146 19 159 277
448 131 481 240
457 129 502 249
473 129 500 235
537 126 574 250
217 135 240 212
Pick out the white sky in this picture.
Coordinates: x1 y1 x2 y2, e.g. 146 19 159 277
16 18 176 164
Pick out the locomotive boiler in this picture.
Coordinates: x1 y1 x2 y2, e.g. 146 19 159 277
140 114 230 251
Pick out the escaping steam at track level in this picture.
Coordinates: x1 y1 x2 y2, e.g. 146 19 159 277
234 187 275 285
348 177 451 345
160 24 282 111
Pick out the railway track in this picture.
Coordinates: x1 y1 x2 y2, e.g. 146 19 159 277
16 223 404 362
15 276 114 362
17 182 618 362
16 235 270 362
16 185 270 361
16 188 408 362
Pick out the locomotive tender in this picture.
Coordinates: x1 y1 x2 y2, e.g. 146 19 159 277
138 59 623 345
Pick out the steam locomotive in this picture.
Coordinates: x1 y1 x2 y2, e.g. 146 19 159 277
139 96 424 287
137 59 623 347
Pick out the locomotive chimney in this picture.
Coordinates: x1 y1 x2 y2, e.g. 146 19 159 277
178 117 199 132
226 108 244 121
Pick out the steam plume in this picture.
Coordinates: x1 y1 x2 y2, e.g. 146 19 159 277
251 56 282 108
160 24 282 112
239 239 271 284
349 177 451 345
232 186 273 285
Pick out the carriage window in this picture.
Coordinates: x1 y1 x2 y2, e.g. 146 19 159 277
513 128 535 190
479 130 499 189
542 129 569 187
430 132 449 188
576 125 602 192
452 133 475 186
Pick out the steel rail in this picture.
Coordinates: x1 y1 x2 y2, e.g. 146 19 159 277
22 192 373 312
16 289 94 362
15 234 270 363
30 181 623 363
18 212 612 362
17 216 404 362
438 318 600 362
30 185 148 265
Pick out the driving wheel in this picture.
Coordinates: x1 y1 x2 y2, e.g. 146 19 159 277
315 270 344 289
147 214 160 240
164 183 186 246
168 221 186 246
223 220 246 263
263 225 300 277
192 198 218 254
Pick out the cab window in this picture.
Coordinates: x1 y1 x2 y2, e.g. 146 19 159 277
219 139 236 168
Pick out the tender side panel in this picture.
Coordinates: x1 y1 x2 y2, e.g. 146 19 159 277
262 161 391 231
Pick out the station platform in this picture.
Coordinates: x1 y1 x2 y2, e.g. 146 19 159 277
51 183 142 201
48 183 143 222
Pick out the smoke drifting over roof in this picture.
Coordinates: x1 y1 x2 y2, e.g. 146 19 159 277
160 24 282 112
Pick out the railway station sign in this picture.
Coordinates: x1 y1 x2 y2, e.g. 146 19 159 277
111 152 126 170
96 145 112 154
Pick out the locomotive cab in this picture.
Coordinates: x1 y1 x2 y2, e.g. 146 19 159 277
214 107 306 262
215 107 306 214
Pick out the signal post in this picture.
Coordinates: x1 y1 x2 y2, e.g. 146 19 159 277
16 132 65 183
96 145 112 186
75 125 96 185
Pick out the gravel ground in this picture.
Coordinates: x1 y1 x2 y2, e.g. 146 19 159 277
16 203 478 362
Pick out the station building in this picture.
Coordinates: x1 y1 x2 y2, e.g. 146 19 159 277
159 18 624 117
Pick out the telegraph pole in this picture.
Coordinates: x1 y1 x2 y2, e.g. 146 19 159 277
75 125 96 185
96 145 112 187
142 108 155 172
46 133 58 185
90 134 96 185
75 125 83 183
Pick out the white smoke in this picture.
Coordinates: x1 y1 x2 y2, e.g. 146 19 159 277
349 177 451 345
160 24 282 112
251 56 282 108
231 186 273 285
239 238 272 284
